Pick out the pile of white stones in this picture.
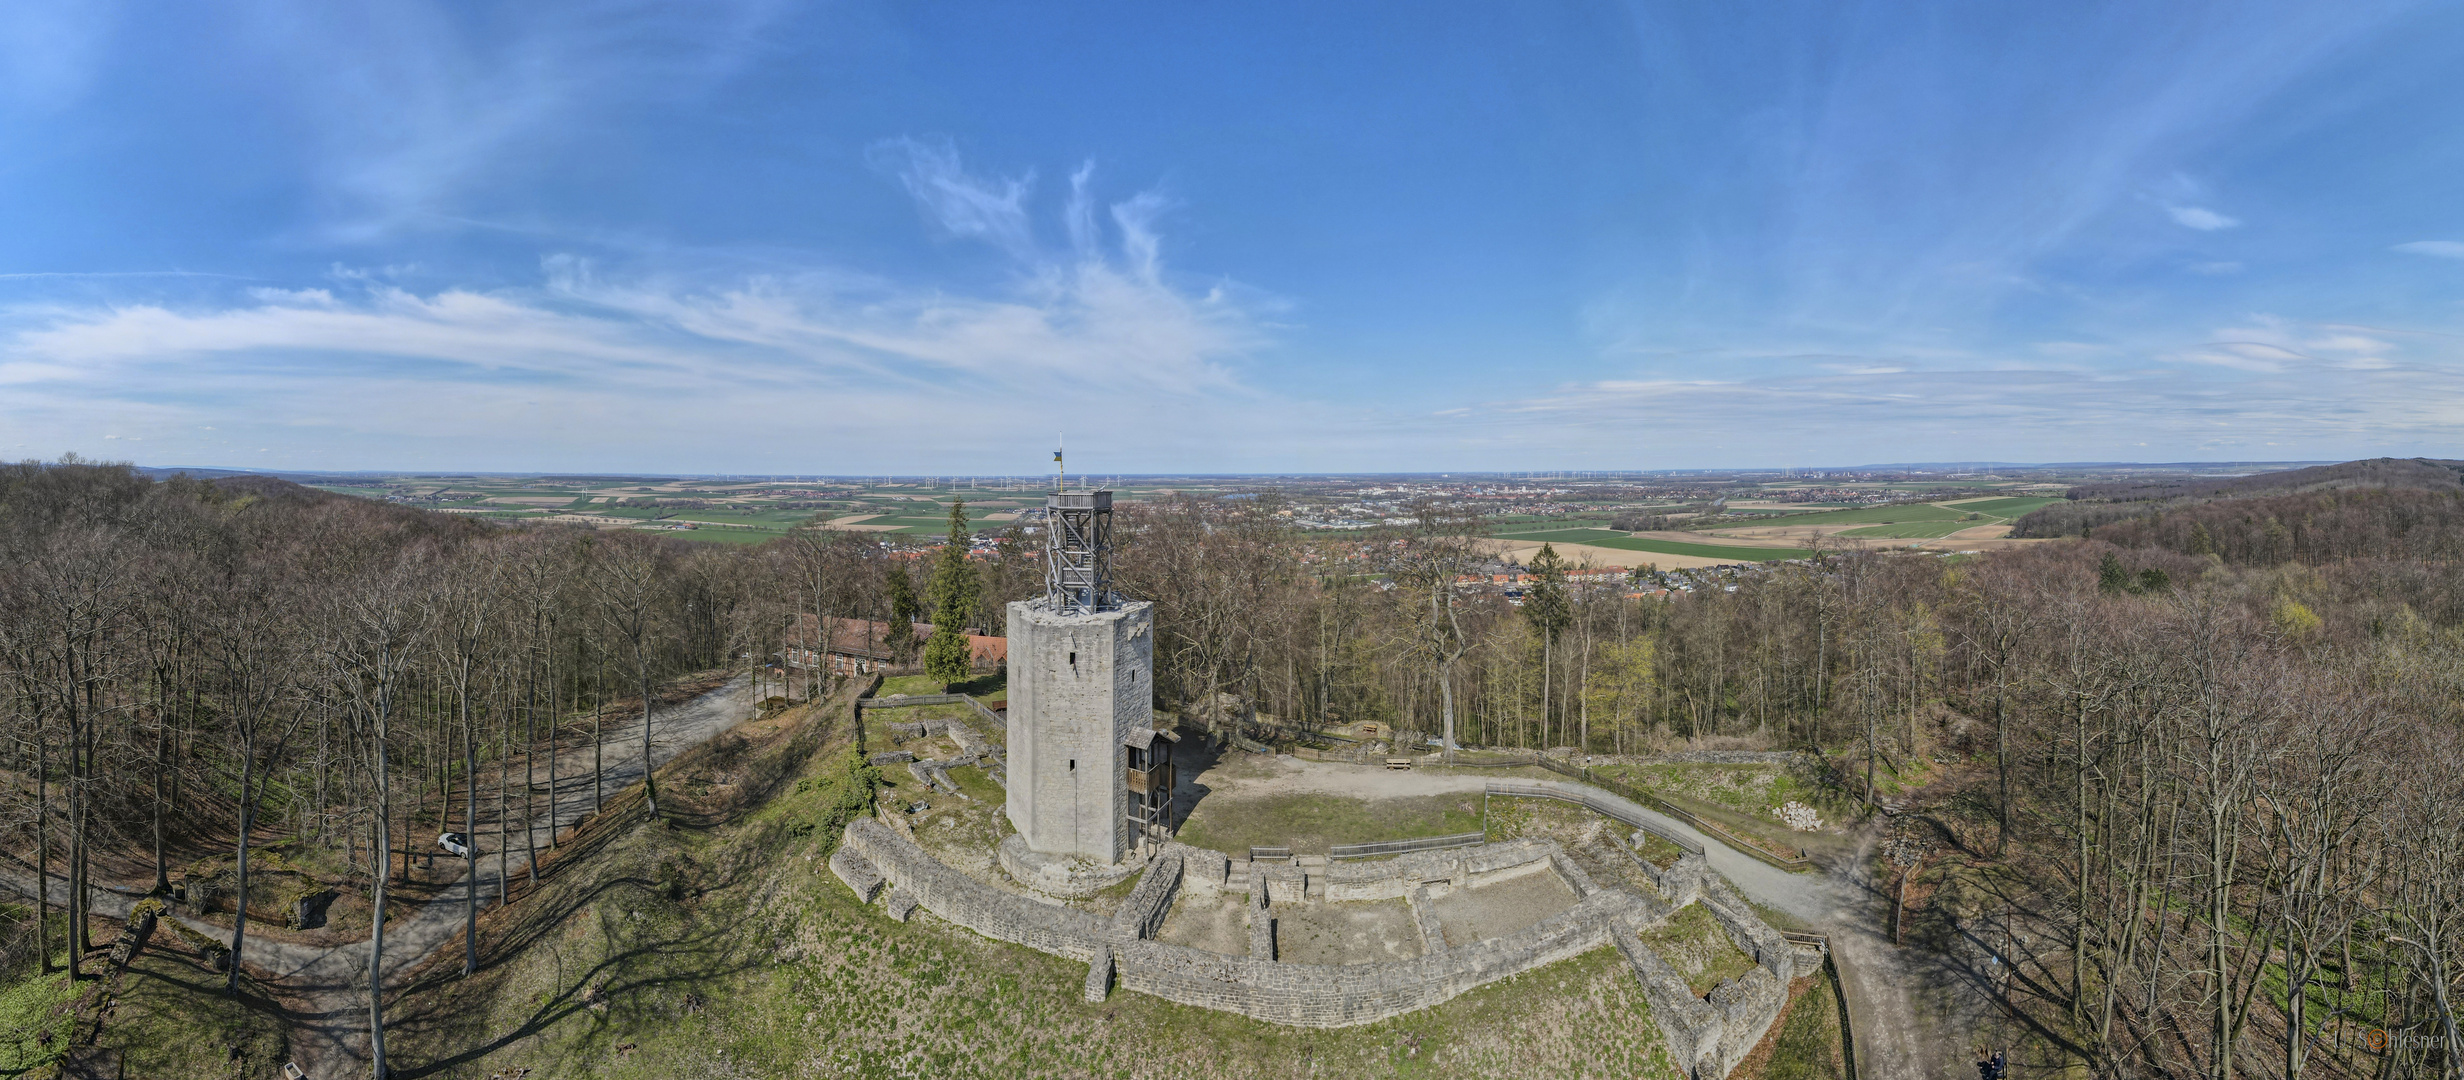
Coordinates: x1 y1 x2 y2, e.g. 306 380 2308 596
1773 801 1823 831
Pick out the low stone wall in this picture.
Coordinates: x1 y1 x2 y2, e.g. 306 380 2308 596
1608 870 1803 1080
1110 847 1185 941
1406 886 1446 953
1616 916 1724 1078
1707 964 1790 1075
1112 890 1640 1028
997 835 1147 897
846 818 1107 962
1699 875 1807 981
837 817 1651 1029
830 846 884 903
837 818 1801 1067
1320 839 1556 901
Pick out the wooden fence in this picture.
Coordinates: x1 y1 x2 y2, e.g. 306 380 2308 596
1327 832 1487 861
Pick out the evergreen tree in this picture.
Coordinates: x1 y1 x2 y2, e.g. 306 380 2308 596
884 563 921 664
1522 544 1573 745
924 500 980 685
2097 552 2133 594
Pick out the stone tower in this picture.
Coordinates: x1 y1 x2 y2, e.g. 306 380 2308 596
1004 490 1157 866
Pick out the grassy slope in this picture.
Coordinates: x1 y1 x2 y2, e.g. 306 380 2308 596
1743 975 1844 1080
378 712 1676 1079
1176 792 1483 856
1492 529 1804 562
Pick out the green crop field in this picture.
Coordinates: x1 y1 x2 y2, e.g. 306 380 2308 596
1940 496 2064 518
1752 494 2059 535
1751 502 1967 526
1493 529 1803 562
1838 520 1979 539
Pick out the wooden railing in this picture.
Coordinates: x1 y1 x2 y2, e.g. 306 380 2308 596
1327 832 1486 861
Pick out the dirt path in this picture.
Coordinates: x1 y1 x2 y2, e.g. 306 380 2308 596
7 676 757 1080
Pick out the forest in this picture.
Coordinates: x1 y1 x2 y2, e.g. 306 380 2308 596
3 456 2463 1078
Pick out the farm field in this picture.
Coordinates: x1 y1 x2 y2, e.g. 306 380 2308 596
298 473 1246 543
1742 502 1968 526
1723 495 2062 538
1836 520 1980 539
1934 495 2066 517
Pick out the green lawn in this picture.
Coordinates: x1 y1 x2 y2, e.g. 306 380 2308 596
1177 791 1483 855
1492 529 1804 562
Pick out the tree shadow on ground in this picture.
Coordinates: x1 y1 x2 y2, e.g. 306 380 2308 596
379 844 770 1078
1903 860 2092 1066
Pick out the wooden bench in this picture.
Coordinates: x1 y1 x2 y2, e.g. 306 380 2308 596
1385 758 1413 770
1248 846 1294 863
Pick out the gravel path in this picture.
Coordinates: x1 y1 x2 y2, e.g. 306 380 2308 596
6 676 757 1080
1232 759 1969 1080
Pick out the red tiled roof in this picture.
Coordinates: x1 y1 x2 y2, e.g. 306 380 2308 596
787 614 1006 664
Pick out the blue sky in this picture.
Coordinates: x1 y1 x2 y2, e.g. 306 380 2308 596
6 1 2464 474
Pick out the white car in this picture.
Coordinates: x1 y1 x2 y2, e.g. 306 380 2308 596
438 832 471 857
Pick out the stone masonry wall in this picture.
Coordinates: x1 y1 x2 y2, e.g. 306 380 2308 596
835 817 1800 1065
1320 839 1557 902
1005 599 1154 863
1111 890 1641 1028
844 817 1107 962
1109 845 1185 941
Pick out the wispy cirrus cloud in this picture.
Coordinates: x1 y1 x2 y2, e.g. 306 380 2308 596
2394 240 2464 259
211 0 788 237
0 145 1290 472
1424 315 2464 464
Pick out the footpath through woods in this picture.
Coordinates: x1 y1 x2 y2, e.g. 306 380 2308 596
4 675 759 1080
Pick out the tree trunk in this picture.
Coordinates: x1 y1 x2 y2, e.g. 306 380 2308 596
639 660 657 816
153 696 171 894
230 744 254 994
593 650 606 810
1540 636 1552 750
37 728 50 975
463 694 479 977
370 731 391 1079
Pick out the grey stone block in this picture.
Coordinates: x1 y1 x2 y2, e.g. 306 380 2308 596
829 847 884 903
1407 885 1447 955
1109 847 1185 941
1551 851 1600 897
884 888 919 922
1083 946 1113 1003
1248 900 1276 961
